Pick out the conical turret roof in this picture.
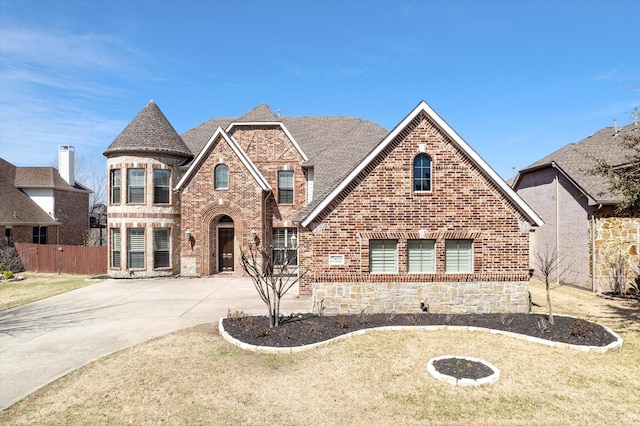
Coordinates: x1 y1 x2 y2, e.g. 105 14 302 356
103 101 192 158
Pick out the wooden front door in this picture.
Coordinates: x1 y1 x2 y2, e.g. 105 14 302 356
218 228 234 272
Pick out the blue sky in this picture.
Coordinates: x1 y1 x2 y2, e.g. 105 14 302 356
1 0 638 182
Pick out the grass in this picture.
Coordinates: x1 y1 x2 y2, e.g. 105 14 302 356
1 279 639 425
0 272 96 311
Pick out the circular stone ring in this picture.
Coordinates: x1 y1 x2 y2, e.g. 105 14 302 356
427 355 500 387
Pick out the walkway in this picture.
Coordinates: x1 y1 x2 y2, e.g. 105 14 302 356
0 276 311 410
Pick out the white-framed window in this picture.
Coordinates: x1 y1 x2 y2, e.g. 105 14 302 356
413 154 432 192
214 164 229 190
153 228 170 268
273 227 297 265
369 239 398 273
445 239 473 273
153 170 170 204
278 170 294 204
111 228 121 269
128 228 145 269
127 168 145 203
111 169 121 204
408 239 435 273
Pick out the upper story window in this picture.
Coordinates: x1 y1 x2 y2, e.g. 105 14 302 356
407 239 436 273
413 154 432 192
128 169 145 203
369 239 398 274
153 169 170 204
110 169 121 204
278 170 294 204
214 164 229 190
445 239 473 273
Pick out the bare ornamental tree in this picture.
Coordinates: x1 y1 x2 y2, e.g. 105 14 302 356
240 243 306 328
532 245 572 325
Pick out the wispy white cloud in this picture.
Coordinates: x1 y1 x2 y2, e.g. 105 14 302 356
0 20 144 166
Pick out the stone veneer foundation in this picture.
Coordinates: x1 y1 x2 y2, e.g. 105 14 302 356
312 280 529 315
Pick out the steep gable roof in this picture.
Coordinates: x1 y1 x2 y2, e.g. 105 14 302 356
104 101 192 158
175 127 271 191
180 106 388 205
0 158 59 226
295 101 544 228
515 124 637 204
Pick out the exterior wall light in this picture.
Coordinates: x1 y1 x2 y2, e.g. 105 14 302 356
185 229 191 240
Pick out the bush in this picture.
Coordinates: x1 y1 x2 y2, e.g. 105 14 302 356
0 241 24 273
3 270 14 280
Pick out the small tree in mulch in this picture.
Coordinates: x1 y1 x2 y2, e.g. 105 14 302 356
532 245 572 325
240 243 306 328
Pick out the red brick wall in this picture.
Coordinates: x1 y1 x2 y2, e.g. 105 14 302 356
180 126 306 276
299 113 531 294
54 189 89 245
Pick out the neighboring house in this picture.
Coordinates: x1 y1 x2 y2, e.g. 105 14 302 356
0 146 92 246
513 122 640 293
105 100 542 314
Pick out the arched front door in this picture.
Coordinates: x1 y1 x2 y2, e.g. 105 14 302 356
217 215 234 272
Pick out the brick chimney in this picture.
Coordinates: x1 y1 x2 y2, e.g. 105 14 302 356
58 145 75 186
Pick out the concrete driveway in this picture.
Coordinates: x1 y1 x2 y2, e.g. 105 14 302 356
0 276 311 410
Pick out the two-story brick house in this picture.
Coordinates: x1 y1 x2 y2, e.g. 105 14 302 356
105 100 542 313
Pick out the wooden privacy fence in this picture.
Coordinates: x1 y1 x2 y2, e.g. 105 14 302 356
15 243 107 275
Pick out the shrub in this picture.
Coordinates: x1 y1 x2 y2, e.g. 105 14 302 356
335 316 349 329
0 242 24 273
501 311 514 326
3 270 14 280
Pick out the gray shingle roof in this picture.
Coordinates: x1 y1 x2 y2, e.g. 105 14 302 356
104 101 192 158
14 166 87 192
179 105 389 218
520 123 638 204
0 158 59 226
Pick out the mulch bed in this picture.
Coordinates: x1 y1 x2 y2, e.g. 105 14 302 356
222 312 617 348
432 357 495 380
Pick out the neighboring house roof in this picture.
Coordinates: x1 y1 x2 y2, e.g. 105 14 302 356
515 123 637 205
176 127 271 191
295 101 544 228
14 166 90 193
0 158 59 226
104 100 192 158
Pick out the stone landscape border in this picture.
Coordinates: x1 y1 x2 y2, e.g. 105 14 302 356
427 355 500 387
218 315 624 355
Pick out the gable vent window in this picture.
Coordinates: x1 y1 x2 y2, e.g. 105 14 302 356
128 169 145 204
153 170 170 204
445 239 473 273
413 154 432 192
214 164 229 190
369 239 398 273
278 170 294 204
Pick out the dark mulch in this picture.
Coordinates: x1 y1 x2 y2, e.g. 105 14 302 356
432 357 495 380
222 312 618 348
